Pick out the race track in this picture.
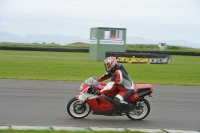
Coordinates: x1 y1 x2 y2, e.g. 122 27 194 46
0 79 200 130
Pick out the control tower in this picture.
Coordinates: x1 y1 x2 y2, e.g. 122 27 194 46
89 27 126 60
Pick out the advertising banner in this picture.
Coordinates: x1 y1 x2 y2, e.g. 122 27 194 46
100 40 124 45
89 39 97 44
106 52 171 64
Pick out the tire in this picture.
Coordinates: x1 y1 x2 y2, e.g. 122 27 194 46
67 97 91 119
126 99 150 120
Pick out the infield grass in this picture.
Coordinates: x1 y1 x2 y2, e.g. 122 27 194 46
0 50 200 86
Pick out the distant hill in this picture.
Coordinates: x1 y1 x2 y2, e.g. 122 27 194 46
0 31 28 42
0 31 199 48
26 34 89 44
0 31 89 45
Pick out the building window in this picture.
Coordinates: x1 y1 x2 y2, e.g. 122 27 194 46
104 30 123 40
116 30 123 39
104 30 110 39
91 29 96 39
110 30 116 39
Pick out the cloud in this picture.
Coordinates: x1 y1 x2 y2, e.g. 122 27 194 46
0 0 200 44
1 21 9 25
1 0 200 25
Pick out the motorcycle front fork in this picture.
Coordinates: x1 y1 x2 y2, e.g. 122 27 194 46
78 100 86 110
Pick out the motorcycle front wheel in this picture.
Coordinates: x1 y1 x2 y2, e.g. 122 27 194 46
126 99 150 120
67 97 91 119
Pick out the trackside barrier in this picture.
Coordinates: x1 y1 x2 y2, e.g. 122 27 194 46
126 50 200 56
1 46 200 56
106 52 172 64
0 46 89 52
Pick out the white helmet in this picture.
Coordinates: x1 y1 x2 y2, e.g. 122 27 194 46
104 56 117 72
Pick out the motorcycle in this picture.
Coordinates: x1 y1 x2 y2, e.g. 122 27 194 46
67 76 153 120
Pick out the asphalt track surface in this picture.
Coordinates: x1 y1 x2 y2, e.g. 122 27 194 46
0 79 200 131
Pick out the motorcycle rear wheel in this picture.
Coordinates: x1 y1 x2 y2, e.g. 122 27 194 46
126 99 150 120
67 97 91 119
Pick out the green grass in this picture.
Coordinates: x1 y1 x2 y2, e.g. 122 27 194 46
0 50 200 86
0 130 147 133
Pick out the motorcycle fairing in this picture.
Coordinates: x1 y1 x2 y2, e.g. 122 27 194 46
124 84 153 102
76 93 98 101
92 110 123 116
86 97 114 112
135 84 153 92
137 88 152 97
135 84 153 98
76 94 114 113
76 95 85 101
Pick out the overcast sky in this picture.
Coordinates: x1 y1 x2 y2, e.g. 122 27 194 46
0 0 200 44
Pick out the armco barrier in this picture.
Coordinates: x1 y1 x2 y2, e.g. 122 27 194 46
1 46 200 56
0 46 89 52
106 52 172 64
126 50 200 56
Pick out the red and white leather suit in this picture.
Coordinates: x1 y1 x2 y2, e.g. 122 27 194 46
98 63 134 104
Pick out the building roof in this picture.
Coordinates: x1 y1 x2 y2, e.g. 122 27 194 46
91 27 126 30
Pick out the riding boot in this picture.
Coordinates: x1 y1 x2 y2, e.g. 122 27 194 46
122 103 133 113
112 97 133 115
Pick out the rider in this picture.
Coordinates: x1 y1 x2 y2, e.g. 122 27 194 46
96 56 134 114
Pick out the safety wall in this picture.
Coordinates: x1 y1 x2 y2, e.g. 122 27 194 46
106 52 172 64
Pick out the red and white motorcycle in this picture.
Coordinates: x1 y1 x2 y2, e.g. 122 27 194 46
67 76 153 120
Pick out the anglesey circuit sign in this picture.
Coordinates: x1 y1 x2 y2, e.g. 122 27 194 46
106 52 172 64
117 56 171 64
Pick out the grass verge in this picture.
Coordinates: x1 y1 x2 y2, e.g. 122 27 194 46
0 50 200 86
0 130 146 133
